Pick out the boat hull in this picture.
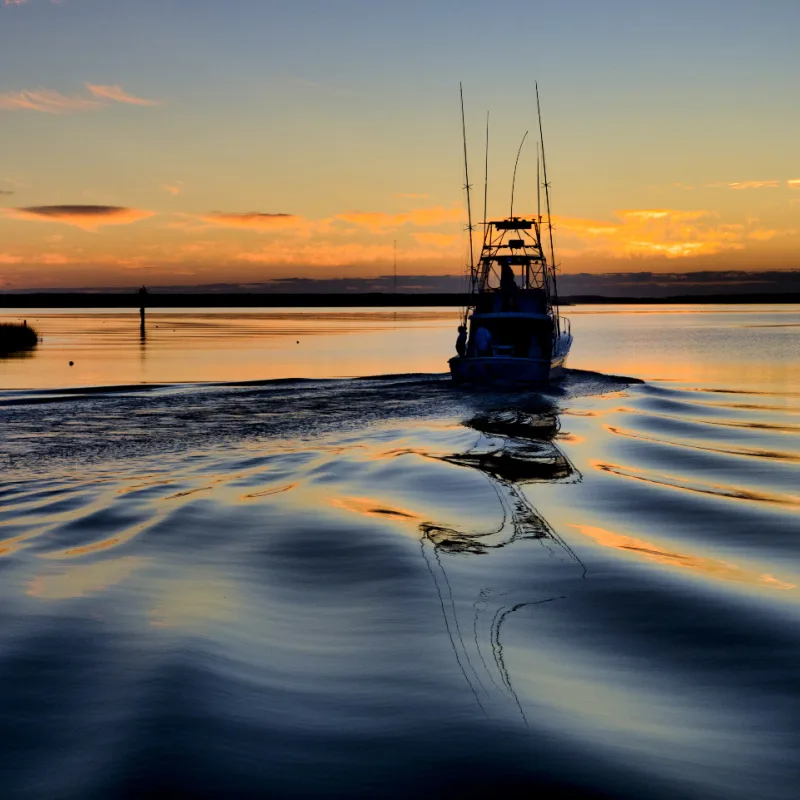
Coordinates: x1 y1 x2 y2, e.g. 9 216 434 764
450 329 572 386
449 353 568 386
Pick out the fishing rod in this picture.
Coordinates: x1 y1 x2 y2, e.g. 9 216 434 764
509 130 528 219
536 81 559 320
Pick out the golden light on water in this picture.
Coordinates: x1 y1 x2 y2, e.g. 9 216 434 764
571 524 796 591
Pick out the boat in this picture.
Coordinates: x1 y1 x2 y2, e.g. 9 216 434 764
449 84 572 386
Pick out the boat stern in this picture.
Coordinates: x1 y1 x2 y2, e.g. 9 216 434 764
449 355 555 386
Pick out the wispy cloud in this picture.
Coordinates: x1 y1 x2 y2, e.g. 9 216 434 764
410 232 458 249
335 205 463 233
37 252 73 264
0 89 102 114
0 83 160 114
236 241 446 267
199 212 300 231
195 205 463 237
5 205 155 231
0 251 71 268
86 84 161 107
396 193 429 200
4 1 30 6
163 182 184 196
728 180 780 190
747 228 797 241
788 179 800 189
707 180 781 190
0 189 14 196
647 182 694 192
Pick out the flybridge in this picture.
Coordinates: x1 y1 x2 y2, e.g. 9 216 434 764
492 219 533 230
477 217 551 295
456 82 561 307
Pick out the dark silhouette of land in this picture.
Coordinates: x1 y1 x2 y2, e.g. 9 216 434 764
0 321 39 353
0 292 798 309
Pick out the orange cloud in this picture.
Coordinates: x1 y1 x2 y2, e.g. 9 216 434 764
0 250 71 265
729 180 780 190
86 84 160 107
38 252 73 264
788 180 800 189
707 180 781 190
163 182 183 196
411 232 459 249
236 239 452 267
336 204 464 233
199 212 301 231
747 228 797 241
5 205 155 231
188 205 463 238
556 209 760 259
616 209 708 223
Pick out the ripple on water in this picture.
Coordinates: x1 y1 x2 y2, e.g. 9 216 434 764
1 370 799 798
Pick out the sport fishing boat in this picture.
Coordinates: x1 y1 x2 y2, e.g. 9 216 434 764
449 84 572 386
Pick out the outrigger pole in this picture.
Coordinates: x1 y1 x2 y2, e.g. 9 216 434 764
459 83 475 290
482 110 489 250
536 81 559 316
537 143 541 221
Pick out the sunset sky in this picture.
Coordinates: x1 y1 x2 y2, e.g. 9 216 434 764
1 0 798 290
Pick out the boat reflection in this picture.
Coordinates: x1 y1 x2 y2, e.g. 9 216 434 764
420 406 584 722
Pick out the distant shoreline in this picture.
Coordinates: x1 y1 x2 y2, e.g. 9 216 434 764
1 292 799 309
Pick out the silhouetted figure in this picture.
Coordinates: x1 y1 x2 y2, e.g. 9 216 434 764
500 260 517 311
474 326 493 356
455 325 467 357
527 337 543 359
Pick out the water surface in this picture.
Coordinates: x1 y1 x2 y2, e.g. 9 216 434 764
1 305 798 798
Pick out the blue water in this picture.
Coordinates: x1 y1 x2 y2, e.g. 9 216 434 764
1 306 798 798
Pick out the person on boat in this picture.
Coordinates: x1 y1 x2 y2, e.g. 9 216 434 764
474 325 493 356
455 325 467 357
500 260 517 311
528 338 543 359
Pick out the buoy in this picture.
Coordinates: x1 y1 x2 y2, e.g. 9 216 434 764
69 361 74 366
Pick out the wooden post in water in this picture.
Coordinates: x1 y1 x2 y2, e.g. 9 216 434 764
138 285 148 339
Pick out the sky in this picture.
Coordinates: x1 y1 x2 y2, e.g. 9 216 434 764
1 0 798 290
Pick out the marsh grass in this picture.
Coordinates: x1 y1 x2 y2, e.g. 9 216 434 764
0 322 39 354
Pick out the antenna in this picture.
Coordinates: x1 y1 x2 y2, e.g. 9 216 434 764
509 131 528 219
460 83 475 280
536 82 559 312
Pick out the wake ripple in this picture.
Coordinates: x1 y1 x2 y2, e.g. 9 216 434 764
1 370 798 798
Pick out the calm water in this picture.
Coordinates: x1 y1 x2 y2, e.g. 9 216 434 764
1 305 798 798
